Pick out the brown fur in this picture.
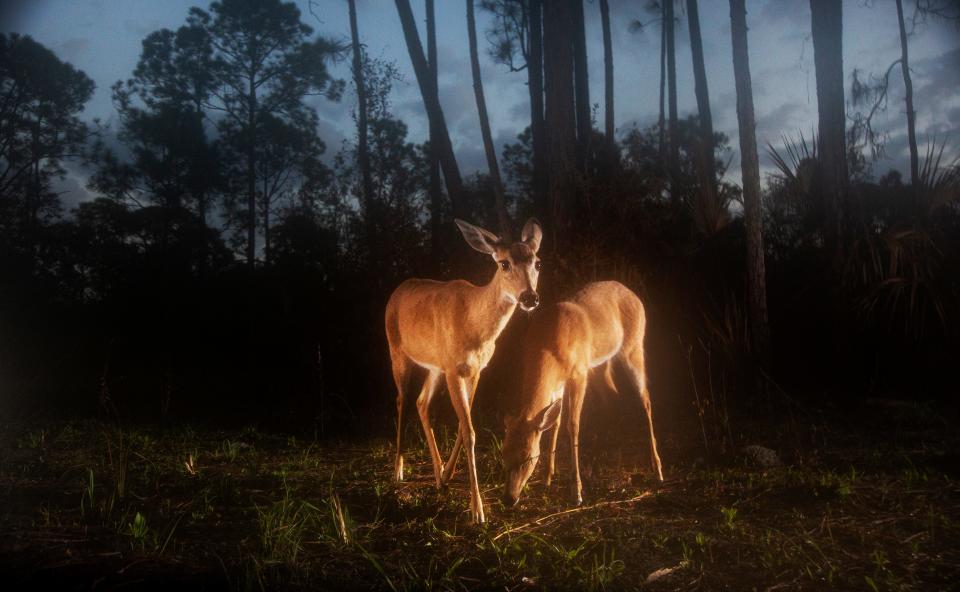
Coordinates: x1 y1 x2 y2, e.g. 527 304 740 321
386 218 542 524
502 281 664 507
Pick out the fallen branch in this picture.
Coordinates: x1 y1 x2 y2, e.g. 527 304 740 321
493 491 653 541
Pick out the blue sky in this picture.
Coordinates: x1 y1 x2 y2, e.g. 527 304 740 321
3 0 959 209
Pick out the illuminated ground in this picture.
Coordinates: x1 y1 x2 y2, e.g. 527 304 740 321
2 401 958 590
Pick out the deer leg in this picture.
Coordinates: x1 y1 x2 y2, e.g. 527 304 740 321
545 395 563 487
415 370 444 488
566 373 587 506
390 353 414 482
626 348 664 481
445 371 485 524
441 372 479 485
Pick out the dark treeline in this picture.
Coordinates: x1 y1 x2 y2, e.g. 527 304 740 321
2 0 958 442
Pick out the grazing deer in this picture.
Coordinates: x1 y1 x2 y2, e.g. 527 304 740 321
501 281 664 508
385 218 543 523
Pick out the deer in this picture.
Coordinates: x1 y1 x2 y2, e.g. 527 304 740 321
500 281 664 509
385 218 543 524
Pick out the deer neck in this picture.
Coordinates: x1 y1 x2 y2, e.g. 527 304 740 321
470 270 517 344
520 351 564 422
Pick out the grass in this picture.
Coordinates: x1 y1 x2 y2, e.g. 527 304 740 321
1 400 959 590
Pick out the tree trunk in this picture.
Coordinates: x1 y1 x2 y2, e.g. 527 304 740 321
599 0 614 146
467 0 511 238
349 0 376 258
572 0 590 172
729 0 770 361
687 0 716 194
543 0 576 251
665 0 679 202
810 0 847 262
395 0 465 217
528 0 548 220
658 2 666 162
262 180 271 265
895 0 919 192
246 74 257 266
426 0 442 256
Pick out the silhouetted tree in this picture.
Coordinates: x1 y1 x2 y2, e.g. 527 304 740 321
395 0 465 218
188 0 343 265
543 0 576 250
348 0 375 256
467 0 511 237
686 0 717 203
94 25 225 271
810 0 848 262
426 0 443 255
480 0 547 219
599 0 614 149
665 0 679 202
729 0 770 360
572 0 591 172
895 0 919 191
0 34 94 250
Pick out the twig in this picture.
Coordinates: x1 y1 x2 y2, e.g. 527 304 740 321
492 491 652 541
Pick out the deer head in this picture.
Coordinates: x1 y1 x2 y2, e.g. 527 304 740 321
455 218 543 311
501 397 562 507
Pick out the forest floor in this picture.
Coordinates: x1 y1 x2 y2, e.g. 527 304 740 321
2 397 959 591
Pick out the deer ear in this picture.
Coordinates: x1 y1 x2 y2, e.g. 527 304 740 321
521 218 543 253
534 398 562 432
455 219 500 255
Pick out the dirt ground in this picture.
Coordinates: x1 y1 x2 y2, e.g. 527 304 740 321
2 397 959 591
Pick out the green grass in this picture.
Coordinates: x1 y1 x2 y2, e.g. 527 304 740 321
1 403 959 590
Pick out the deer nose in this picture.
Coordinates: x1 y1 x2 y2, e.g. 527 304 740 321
501 491 519 508
519 291 539 310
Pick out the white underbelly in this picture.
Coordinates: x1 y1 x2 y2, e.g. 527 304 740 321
589 340 622 368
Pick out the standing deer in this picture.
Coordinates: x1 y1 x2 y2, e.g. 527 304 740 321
501 281 664 508
385 218 543 524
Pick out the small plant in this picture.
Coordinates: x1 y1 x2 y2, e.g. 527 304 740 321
127 511 149 540
720 506 738 529
588 544 625 591
80 468 96 517
220 439 245 462
256 482 319 564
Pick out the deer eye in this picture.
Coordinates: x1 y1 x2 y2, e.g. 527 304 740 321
535 260 542 271
500 260 511 271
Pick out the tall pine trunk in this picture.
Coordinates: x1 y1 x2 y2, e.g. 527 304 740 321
729 0 770 362
467 0 511 237
810 0 847 263
687 0 716 194
426 0 442 255
246 74 257 266
658 2 666 161
528 0 548 219
895 0 919 192
599 0 614 146
665 0 679 202
572 0 590 172
395 0 465 217
543 0 576 251
349 0 375 260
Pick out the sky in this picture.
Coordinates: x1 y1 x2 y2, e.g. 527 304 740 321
3 0 959 210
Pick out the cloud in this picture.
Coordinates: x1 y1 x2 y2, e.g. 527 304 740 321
56 37 91 61
53 167 94 213
914 47 960 107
